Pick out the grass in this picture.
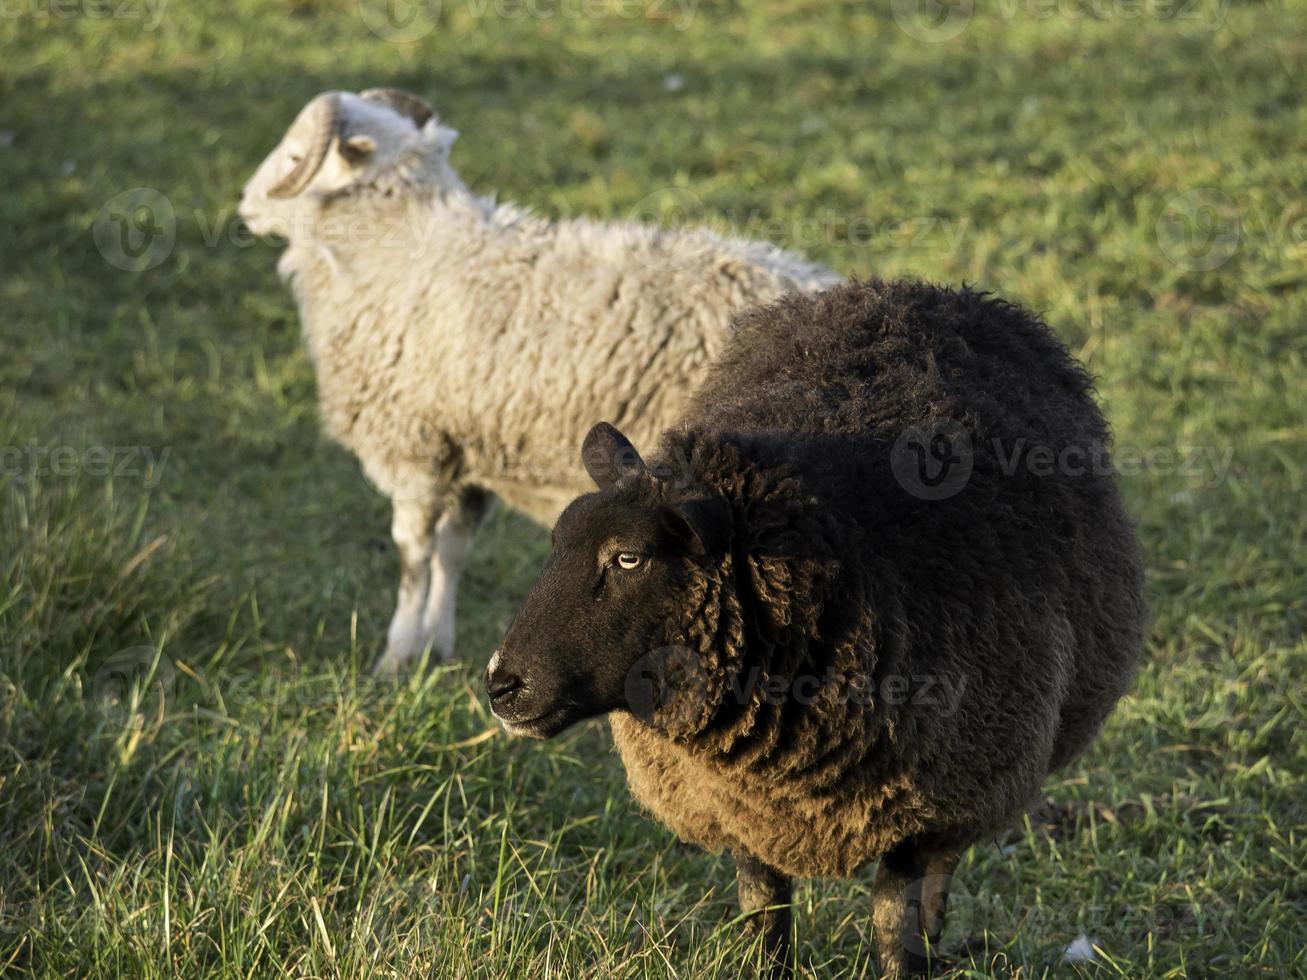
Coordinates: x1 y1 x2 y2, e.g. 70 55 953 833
1 0 1304 975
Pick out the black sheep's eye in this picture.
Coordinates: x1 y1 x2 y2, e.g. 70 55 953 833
615 552 643 571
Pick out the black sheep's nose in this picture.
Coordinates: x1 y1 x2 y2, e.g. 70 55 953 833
485 663 523 702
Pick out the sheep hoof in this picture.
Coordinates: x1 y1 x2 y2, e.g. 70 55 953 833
370 650 412 678
371 639 456 678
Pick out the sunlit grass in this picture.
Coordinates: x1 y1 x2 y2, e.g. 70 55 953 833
1 0 1304 975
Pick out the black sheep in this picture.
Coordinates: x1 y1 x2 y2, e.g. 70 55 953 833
485 279 1146 977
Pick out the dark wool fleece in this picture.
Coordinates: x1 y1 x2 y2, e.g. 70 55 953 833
608 279 1146 879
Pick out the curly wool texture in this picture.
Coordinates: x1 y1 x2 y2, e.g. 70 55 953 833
276 126 840 521
610 279 1146 879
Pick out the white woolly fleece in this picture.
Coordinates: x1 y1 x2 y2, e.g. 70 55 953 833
278 138 840 521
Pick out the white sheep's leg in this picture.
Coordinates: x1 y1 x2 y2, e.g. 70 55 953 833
418 487 494 663
373 493 441 677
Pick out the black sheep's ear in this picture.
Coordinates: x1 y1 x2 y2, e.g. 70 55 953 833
581 422 646 489
662 496 732 560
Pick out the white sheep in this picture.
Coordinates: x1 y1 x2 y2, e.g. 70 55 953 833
238 88 841 676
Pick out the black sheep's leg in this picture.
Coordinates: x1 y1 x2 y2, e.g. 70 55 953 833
871 840 961 977
735 852 793 979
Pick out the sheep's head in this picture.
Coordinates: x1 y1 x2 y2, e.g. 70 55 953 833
238 88 460 240
486 423 740 741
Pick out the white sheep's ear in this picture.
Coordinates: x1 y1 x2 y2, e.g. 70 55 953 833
339 134 377 165
430 123 458 154
582 422 645 489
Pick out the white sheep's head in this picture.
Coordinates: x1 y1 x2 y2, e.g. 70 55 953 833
238 88 460 240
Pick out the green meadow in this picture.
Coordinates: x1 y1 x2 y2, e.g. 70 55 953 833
1 0 1304 975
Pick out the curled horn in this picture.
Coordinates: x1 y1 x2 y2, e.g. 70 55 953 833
268 93 343 199
359 87 435 127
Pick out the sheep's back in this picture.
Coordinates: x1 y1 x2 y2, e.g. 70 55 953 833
642 279 1145 867
287 198 837 513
